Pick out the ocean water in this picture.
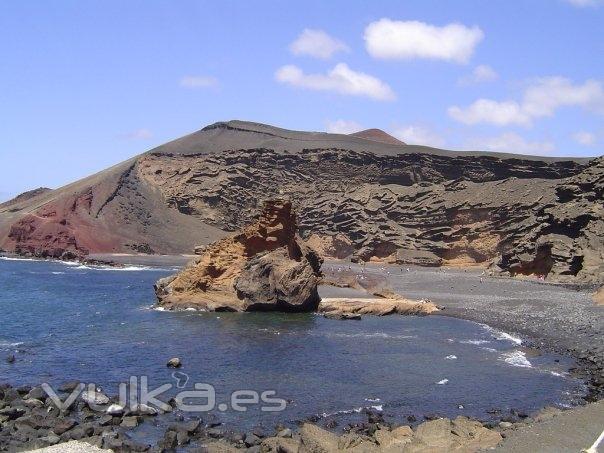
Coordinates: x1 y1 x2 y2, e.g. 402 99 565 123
0 257 586 432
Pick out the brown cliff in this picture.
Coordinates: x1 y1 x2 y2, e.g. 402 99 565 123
0 121 601 284
154 200 323 312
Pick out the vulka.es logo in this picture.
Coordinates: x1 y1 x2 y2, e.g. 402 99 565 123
42 375 287 413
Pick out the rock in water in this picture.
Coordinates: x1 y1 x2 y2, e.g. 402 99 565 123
155 200 323 312
167 357 182 368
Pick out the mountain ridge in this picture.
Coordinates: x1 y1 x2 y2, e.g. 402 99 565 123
0 120 601 283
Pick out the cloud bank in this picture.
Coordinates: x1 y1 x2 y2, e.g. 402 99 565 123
449 77 604 126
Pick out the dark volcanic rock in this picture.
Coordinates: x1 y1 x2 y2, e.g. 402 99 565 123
155 200 323 312
0 120 601 284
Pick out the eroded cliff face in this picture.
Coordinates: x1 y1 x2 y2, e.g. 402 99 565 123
138 148 601 283
154 200 323 312
0 121 601 284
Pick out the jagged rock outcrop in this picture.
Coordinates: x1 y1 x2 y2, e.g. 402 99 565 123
154 200 323 312
492 157 603 281
319 297 438 316
0 120 601 284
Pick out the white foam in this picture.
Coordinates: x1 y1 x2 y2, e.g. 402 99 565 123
460 339 491 345
68 263 170 272
549 371 566 377
325 332 417 340
436 378 449 385
365 398 381 403
320 404 383 418
501 350 532 368
445 355 457 360
481 324 522 345
0 256 41 262
0 341 24 348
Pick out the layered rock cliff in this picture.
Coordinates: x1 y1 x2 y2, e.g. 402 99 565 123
0 121 601 283
154 200 323 311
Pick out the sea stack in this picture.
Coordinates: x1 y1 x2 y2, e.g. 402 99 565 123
154 199 322 312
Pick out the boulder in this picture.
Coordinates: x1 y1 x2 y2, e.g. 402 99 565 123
155 200 323 312
450 416 502 451
261 436 301 452
105 403 124 416
80 389 109 406
167 357 182 368
298 423 339 452
411 418 452 450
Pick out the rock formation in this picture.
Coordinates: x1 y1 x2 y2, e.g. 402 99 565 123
1 120 601 284
154 200 323 312
319 297 438 316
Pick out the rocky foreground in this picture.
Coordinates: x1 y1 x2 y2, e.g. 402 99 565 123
1 121 601 284
0 381 513 452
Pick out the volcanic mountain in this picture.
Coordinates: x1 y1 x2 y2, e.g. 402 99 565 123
349 128 406 146
0 120 602 283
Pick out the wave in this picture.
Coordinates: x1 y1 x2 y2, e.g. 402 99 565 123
320 404 383 418
1 256 172 272
0 341 24 348
500 350 532 368
323 332 417 340
436 378 449 385
51 271 65 275
445 355 457 360
481 324 522 345
70 264 171 272
460 339 491 345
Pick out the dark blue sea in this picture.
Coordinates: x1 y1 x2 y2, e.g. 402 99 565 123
0 257 586 433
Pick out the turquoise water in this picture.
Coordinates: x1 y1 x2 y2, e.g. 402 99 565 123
0 257 585 430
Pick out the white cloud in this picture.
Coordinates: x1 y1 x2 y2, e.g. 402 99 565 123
448 99 531 126
289 29 349 59
275 63 396 101
459 64 498 85
120 129 153 140
391 125 445 148
364 19 483 64
565 0 602 7
180 75 218 89
325 119 363 134
449 77 604 126
573 131 597 146
465 132 555 155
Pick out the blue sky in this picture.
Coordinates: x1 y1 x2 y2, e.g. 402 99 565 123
1 0 603 201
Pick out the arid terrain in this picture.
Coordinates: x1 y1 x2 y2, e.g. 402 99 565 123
1 120 602 285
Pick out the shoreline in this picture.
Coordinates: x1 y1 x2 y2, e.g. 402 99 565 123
3 251 602 399
1 252 602 451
